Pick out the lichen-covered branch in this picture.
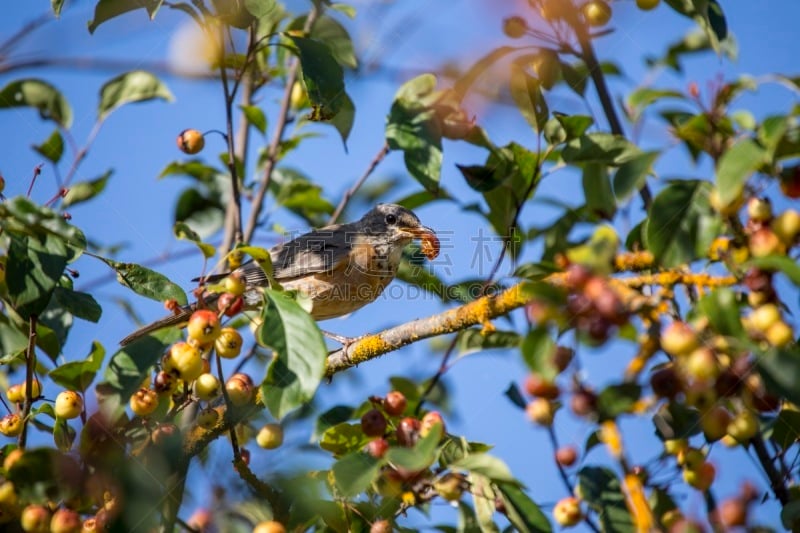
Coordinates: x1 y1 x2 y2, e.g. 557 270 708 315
325 282 534 377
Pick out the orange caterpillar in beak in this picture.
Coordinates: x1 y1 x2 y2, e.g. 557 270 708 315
420 232 440 260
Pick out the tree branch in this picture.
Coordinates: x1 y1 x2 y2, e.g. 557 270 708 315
325 282 534 377
19 315 37 449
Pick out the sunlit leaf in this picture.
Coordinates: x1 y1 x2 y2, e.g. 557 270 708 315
495 482 551 533
319 422 370 455
258 289 327 419
239 104 267 134
0 79 72 127
98 70 173 120
100 258 188 305
174 222 215 258
715 139 766 206
6 233 68 319
49 341 105 392
332 452 382 497
577 467 634 533
33 129 64 163
62 170 112 208
646 180 720 267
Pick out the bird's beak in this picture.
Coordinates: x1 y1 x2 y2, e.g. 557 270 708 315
408 225 439 259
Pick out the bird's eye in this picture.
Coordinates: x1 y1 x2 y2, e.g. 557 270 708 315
385 214 397 225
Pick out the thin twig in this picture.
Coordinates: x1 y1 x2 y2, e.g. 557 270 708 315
218 27 244 246
751 435 789 505
215 354 241 460
243 5 322 243
572 19 652 210
0 13 50 56
328 143 390 224
19 315 37 449
221 33 257 258
547 427 601 533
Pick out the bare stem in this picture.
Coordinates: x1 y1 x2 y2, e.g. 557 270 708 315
547 427 601 533
751 435 789 505
19 315 37 449
218 27 244 246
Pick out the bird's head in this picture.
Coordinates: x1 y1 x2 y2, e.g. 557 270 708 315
360 203 437 246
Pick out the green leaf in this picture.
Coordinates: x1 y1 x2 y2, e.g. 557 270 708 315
457 164 507 193
562 133 642 166
0 197 85 253
758 347 800 408
646 180 719 267
258 289 328 419
62 170 112 208
244 0 277 18
749 255 800 286
332 452 382 498
385 74 443 192
239 104 267 134
770 409 800 451
174 222 215 258
159 160 220 183
627 88 685 119
314 405 355 441
577 467 634 533
504 383 527 411
715 139 766 206
0 79 72 127
520 328 556 381
52 0 65 16
454 47 517 101
696 288 744 338
53 287 102 323
385 423 443 471
98 70 173 120
457 500 484 533
49 341 105 392
6 233 68 320
319 422 370 455
7 448 81 503
269 168 335 226
288 36 347 121
33 129 64 163
613 152 659 203
102 328 178 400
456 329 520 356
450 454 517 485
596 383 642 421
289 15 357 69
175 188 225 238
509 65 548 132
53 419 76 452
652 402 701 440
330 92 355 148
0 313 28 361
582 163 616 220
88 0 164 34
495 482 551 533
100 259 188 305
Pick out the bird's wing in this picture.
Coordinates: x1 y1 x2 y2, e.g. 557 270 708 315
232 223 355 285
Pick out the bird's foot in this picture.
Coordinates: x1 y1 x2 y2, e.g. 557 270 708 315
323 330 363 363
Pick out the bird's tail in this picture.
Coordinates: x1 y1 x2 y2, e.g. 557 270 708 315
119 307 194 346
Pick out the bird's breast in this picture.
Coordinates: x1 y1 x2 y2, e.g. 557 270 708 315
282 238 406 320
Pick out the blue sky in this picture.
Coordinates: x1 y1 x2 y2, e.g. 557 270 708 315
2 0 800 529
